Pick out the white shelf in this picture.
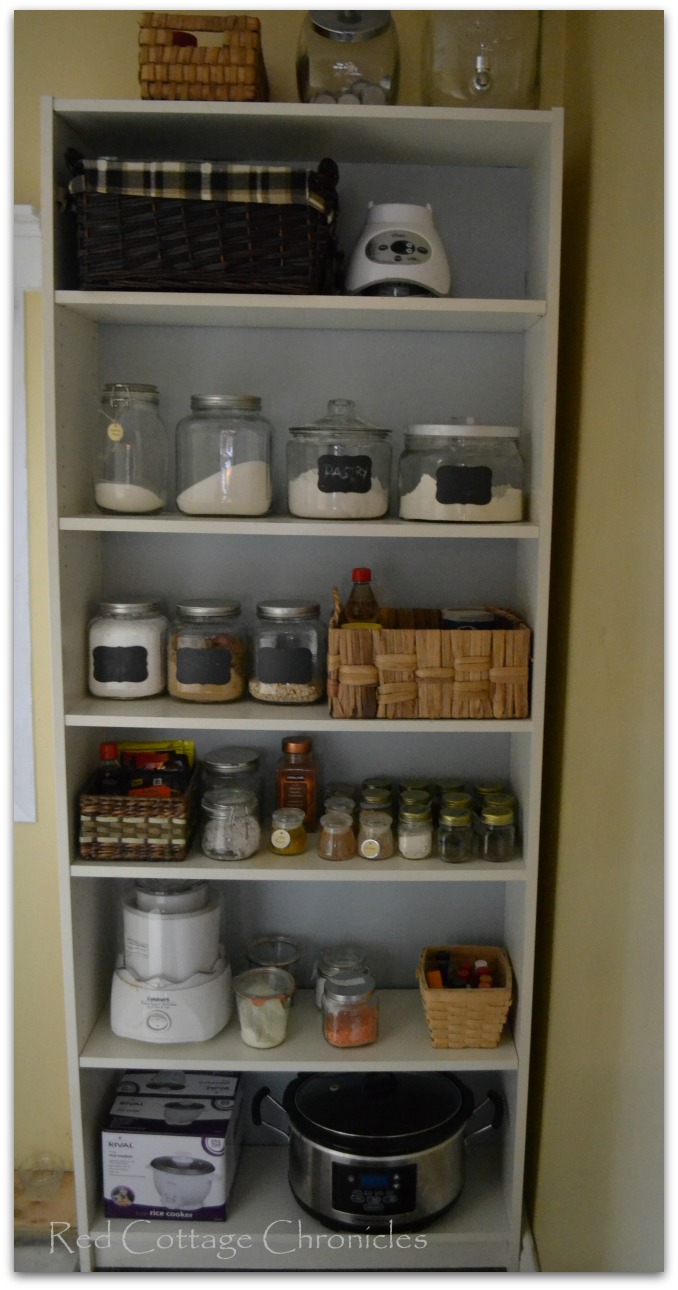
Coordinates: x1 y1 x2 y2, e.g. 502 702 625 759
60 511 539 539
88 1143 510 1271
80 990 517 1072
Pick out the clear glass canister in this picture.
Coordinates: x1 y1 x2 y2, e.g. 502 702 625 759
287 399 392 519
250 601 325 704
201 746 263 817
357 809 394 860
398 420 524 522
88 599 167 698
175 395 272 516
318 810 356 861
437 807 475 863
313 943 369 1008
422 10 541 110
322 970 379 1047
93 383 167 514
297 11 399 105
168 600 248 703
269 808 307 856
477 804 516 862
200 788 261 860
397 807 433 860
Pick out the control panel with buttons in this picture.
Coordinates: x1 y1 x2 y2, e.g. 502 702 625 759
365 232 432 266
332 1162 417 1215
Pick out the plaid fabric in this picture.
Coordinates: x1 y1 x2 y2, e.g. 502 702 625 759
67 155 338 219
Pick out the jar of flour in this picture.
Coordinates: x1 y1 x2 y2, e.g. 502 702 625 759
287 399 392 519
93 383 168 514
175 395 273 516
398 420 524 522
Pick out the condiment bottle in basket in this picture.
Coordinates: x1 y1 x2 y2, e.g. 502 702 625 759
344 567 379 622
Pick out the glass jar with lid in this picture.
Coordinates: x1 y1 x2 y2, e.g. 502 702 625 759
168 600 248 703
397 806 433 860
88 599 167 698
269 808 307 856
250 601 325 704
357 809 394 860
318 810 356 861
297 11 399 105
93 383 168 514
287 399 392 519
398 419 524 522
322 970 379 1047
313 943 369 1008
477 803 516 862
437 806 475 864
175 394 272 516
200 787 261 861
201 746 263 817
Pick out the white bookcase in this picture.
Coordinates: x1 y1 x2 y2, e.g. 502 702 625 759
41 98 562 1273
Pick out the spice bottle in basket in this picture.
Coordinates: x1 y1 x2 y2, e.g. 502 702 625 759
344 567 379 622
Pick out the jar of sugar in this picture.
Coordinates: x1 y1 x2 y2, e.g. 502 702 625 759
398 419 524 522
88 599 168 698
93 383 168 514
287 399 392 519
175 395 273 516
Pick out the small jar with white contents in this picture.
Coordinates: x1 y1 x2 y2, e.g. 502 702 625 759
200 788 261 861
88 599 168 698
250 600 325 704
398 419 524 522
233 967 295 1048
175 395 272 516
397 806 433 860
93 383 167 514
287 399 392 519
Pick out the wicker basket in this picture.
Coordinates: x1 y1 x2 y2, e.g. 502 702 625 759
65 152 341 295
327 599 531 720
78 767 200 863
417 945 513 1049
139 13 268 102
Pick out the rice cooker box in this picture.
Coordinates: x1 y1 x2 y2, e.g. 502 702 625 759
102 1072 243 1220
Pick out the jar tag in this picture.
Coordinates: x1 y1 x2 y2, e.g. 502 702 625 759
107 421 124 442
271 829 291 849
360 838 381 859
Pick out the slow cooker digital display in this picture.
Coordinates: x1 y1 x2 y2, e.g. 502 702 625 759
332 1161 417 1216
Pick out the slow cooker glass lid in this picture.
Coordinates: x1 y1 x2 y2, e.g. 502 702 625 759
290 1072 466 1143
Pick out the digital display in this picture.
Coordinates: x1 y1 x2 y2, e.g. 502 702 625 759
359 1173 391 1188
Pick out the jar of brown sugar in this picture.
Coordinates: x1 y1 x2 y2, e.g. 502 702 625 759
168 600 247 702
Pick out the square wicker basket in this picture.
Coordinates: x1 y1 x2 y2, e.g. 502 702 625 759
78 767 200 863
139 13 268 102
417 945 513 1048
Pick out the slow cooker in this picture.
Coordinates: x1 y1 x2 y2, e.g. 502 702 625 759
252 1071 502 1231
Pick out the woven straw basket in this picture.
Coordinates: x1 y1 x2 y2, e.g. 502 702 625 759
78 768 200 862
139 13 268 102
417 946 513 1049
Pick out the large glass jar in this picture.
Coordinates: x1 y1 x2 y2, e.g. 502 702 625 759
297 11 399 106
200 788 261 860
168 600 247 703
201 746 263 817
322 970 379 1047
287 399 392 519
422 10 541 110
250 601 325 704
175 394 272 516
398 420 524 522
93 383 167 514
88 599 168 699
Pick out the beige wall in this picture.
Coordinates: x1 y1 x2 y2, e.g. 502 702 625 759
14 9 662 1272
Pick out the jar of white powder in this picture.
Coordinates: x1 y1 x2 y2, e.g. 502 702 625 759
93 383 168 514
88 599 168 698
175 394 272 516
398 420 524 522
287 398 392 519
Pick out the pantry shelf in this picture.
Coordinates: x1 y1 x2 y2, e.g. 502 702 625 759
59 512 540 539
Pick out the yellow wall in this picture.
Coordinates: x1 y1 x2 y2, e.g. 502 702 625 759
14 9 662 1272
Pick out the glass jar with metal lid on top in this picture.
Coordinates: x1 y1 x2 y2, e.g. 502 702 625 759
313 943 370 1008
250 601 325 704
322 970 379 1048
297 11 399 105
201 746 263 818
398 418 524 522
93 383 168 514
168 600 248 703
88 599 168 699
175 394 272 516
287 399 392 519
397 805 433 860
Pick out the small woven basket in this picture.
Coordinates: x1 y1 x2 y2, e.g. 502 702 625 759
139 13 268 102
417 945 513 1048
78 767 200 863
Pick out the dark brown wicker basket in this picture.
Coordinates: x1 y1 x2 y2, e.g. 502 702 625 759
78 767 200 863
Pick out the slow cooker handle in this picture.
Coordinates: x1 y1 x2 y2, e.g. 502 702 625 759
464 1090 504 1144
251 1086 291 1142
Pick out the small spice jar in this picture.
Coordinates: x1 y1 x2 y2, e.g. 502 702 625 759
437 806 475 864
398 420 524 522
478 804 516 862
250 601 325 705
287 399 392 519
318 811 356 861
397 806 433 860
200 788 260 861
323 794 357 822
93 383 167 514
201 746 264 818
88 599 168 699
357 810 394 860
175 394 272 516
313 943 369 1008
168 600 247 703
269 808 307 856
322 970 378 1048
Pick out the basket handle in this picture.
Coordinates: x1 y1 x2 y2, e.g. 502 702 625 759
464 1090 504 1144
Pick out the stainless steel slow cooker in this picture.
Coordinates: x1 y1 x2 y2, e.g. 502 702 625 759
252 1071 502 1231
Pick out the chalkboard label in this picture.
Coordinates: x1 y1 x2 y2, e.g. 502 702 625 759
92 645 148 683
176 647 232 686
318 454 372 494
257 646 313 684
435 465 493 506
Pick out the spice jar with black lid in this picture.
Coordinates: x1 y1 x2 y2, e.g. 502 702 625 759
250 600 325 704
168 600 247 703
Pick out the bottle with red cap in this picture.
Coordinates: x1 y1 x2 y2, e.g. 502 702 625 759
345 568 379 623
97 742 126 794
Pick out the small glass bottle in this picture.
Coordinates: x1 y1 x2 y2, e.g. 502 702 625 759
322 971 379 1048
200 788 261 861
437 806 475 864
357 810 394 860
318 810 356 861
175 394 272 516
397 807 433 860
96 742 124 794
250 601 325 705
93 383 167 514
478 804 516 862
88 599 168 699
201 746 264 817
276 736 318 830
345 568 379 622
269 807 307 856
313 943 369 1009
168 600 248 703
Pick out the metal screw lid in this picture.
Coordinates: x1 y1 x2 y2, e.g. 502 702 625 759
204 746 261 774
256 600 320 619
309 12 391 41
102 383 159 402
96 599 162 616
189 394 261 411
439 807 473 827
175 599 241 619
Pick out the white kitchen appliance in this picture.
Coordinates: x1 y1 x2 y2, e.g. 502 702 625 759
346 203 451 297
110 880 232 1043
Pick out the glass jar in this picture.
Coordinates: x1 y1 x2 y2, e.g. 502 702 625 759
477 804 516 862
357 810 394 860
269 807 307 856
297 11 399 105
422 10 541 110
233 967 295 1048
276 736 318 830
360 786 393 812
322 971 379 1047
246 935 302 982
168 600 248 703
175 394 272 516
397 807 433 860
201 747 263 816
93 383 167 514
313 943 369 1008
472 780 507 810
250 601 325 705
88 599 167 698
287 399 392 519
200 788 260 860
318 810 356 861
324 794 356 821
437 807 475 864
398 420 524 522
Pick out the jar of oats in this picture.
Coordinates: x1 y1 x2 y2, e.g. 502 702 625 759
249 600 325 704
